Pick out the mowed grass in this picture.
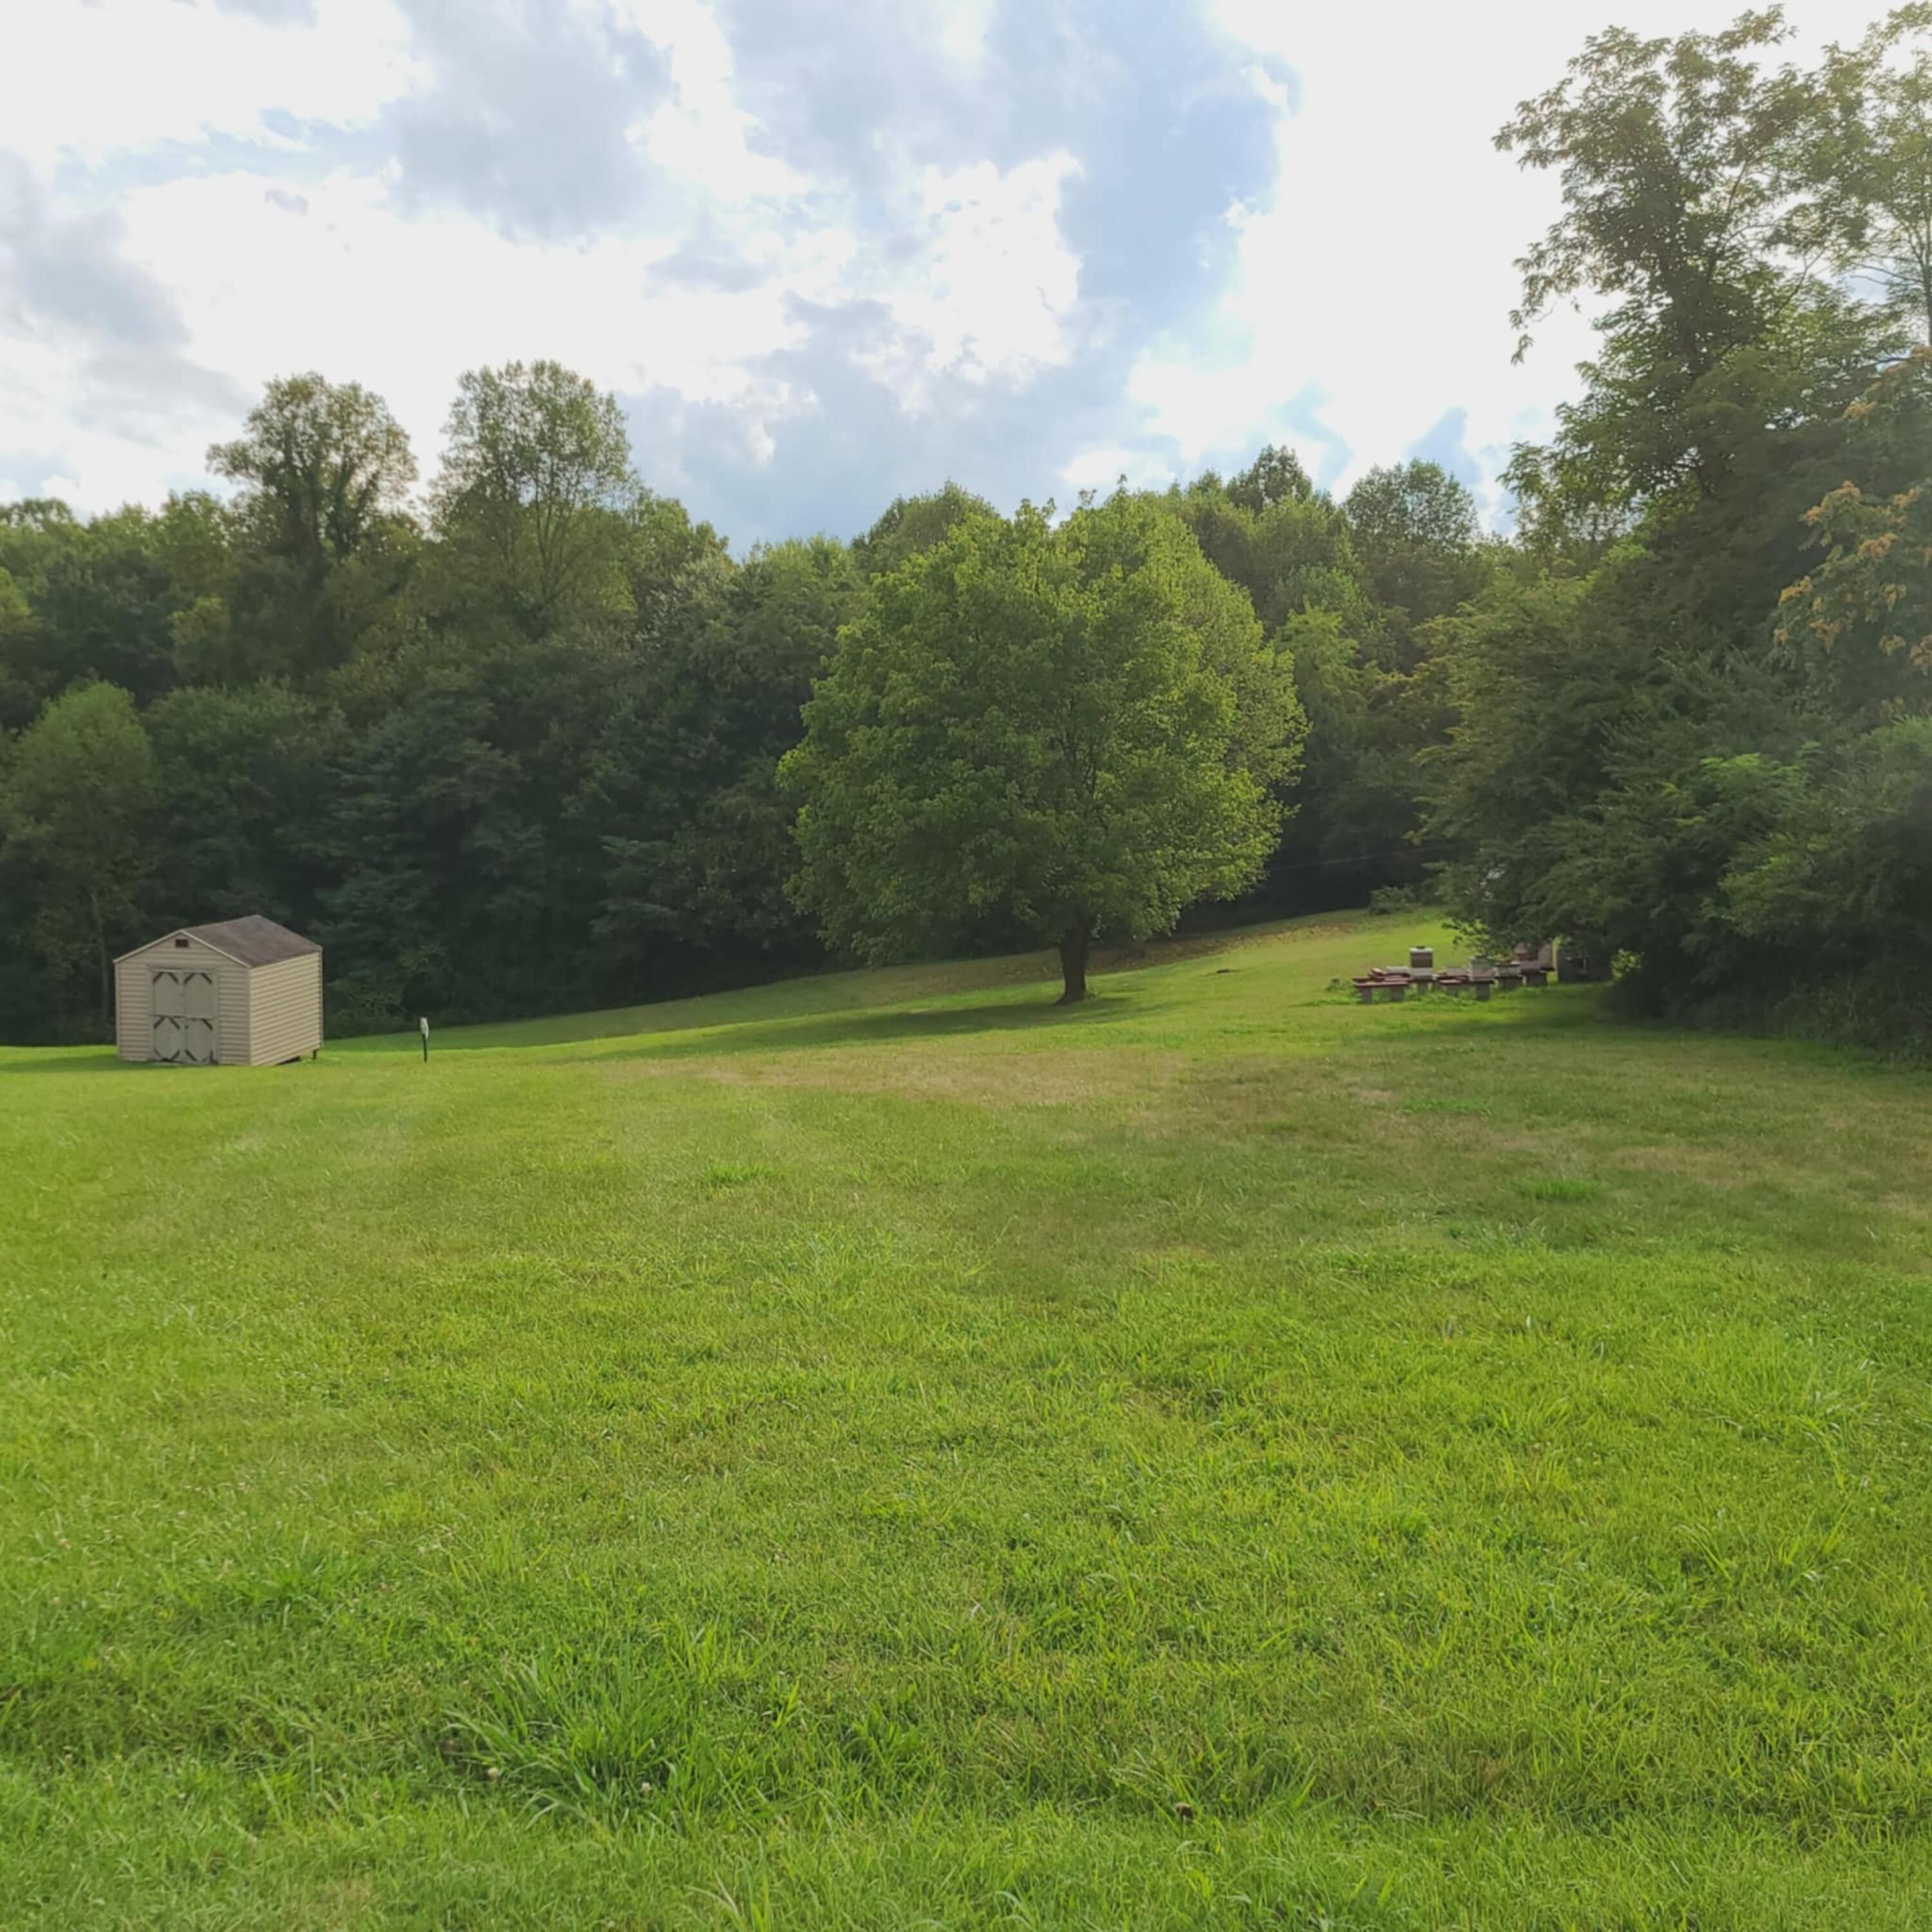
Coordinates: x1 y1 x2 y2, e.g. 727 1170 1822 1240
3 911 1930 1928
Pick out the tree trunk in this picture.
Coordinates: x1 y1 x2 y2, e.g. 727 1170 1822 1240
92 889 110 1035
1057 927 1090 1004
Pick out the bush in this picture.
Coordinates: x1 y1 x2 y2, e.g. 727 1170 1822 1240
1367 884 1424 916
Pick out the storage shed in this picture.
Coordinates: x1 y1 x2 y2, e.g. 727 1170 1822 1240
114 916 323 1066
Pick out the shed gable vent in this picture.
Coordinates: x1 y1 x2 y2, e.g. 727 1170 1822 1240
174 936 191 948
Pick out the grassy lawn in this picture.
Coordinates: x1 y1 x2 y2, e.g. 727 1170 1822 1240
3 911 1929 1927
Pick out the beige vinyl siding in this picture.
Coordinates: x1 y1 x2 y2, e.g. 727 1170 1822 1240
243 952 323 1065
114 936 248 1063
114 954 147 1059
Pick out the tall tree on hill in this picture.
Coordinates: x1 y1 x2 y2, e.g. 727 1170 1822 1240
851 484 998 580
1343 460 1489 663
1334 462 1490 887
1162 468 1359 636
1434 10 1927 1036
209 374 415 567
154 491 250 687
1225 444 1314 513
782 495 1302 1003
208 374 419 681
430 361 639 637
1497 10 1896 536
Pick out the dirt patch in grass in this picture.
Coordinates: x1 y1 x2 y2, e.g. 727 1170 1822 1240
613 1037 1410 1133
614 1045 1194 1112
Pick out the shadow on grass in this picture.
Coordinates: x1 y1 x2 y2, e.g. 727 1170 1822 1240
0 1049 129 1075
332 915 1352 1056
579 993 1136 1067
1375 985 1608 1040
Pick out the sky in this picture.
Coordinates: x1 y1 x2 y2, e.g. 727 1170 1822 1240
0 0 1891 548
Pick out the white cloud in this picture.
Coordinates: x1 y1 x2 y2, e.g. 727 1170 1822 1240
1 0 1902 526
8 0 421 174
0 332 196 509
8 137 1090 510
1151 0 1886 516
936 0 999 70
97 168 840 497
4 1 1094 513
0 323 216 507
862 155 1083 404
621 0 809 204
1058 446 1177 498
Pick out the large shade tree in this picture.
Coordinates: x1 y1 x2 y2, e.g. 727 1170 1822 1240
782 495 1303 1002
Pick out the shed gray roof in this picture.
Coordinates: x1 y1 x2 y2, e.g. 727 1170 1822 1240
178 916 320 968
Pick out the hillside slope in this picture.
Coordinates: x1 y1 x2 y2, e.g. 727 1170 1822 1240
3 912 1929 1927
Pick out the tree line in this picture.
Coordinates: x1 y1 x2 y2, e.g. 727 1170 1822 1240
0 371 1479 1031
3 7 1928 1042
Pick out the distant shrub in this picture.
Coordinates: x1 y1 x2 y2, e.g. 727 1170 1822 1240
1368 884 1425 916
1614 960 1932 1065
323 978 409 1039
1732 976 1932 1066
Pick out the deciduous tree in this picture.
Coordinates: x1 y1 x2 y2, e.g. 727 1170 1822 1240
208 375 419 679
782 496 1302 1003
0 681 158 1025
1343 460 1489 658
1495 11 1885 527
430 361 639 636
209 374 416 567
1798 5 1932 345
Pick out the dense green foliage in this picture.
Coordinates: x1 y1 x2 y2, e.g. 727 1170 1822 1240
4 8 1929 1050
6 920 1931 1924
0 395 1470 1040
784 496 1302 999
1440 7 1932 1045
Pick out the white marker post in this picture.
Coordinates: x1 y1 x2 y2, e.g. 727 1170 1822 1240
419 1016 430 1063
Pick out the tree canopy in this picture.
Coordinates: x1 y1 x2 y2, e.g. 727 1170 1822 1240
1 681 158 1023
430 359 641 636
783 497 1300 1001
1432 5 1932 1046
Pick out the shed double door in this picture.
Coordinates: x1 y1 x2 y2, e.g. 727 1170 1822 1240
151 965 218 1064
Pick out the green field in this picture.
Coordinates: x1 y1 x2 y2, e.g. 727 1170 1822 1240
4 913 1929 1927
